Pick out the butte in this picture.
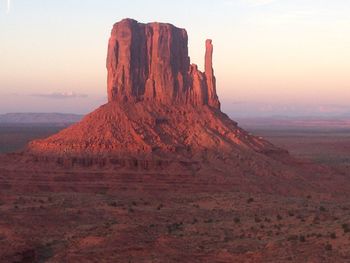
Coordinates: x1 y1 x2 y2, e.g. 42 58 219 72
24 18 292 179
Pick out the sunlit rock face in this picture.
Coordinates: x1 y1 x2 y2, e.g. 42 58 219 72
106 18 220 109
27 18 285 162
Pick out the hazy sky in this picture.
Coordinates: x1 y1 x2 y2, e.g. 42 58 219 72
1 0 350 117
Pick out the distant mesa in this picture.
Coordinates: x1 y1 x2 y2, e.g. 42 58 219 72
26 18 286 165
0 113 83 124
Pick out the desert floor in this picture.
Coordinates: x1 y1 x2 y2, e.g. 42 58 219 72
1 123 350 262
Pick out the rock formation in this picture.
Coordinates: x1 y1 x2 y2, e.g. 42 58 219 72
26 18 286 165
107 18 220 108
204 39 220 108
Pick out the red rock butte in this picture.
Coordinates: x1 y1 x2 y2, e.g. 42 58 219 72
107 18 220 108
27 18 286 164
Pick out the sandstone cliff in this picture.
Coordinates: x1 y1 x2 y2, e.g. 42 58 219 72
107 18 220 108
26 18 285 165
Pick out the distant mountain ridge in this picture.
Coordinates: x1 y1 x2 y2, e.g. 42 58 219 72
1 112 350 129
0 113 83 124
236 116 350 130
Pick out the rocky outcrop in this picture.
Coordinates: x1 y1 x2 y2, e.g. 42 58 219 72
27 101 283 158
27 18 287 164
107 18 220 109
205 39 220 109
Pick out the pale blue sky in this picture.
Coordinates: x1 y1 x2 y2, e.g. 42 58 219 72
1 0 350 116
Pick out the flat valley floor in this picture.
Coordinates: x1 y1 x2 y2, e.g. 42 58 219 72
1 123 350 262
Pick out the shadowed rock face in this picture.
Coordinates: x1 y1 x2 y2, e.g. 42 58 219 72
107 18 220 109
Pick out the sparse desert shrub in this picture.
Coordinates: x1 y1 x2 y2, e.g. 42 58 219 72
234 217 240 224
276 214 283 220
167 222 183 234
330 232 337 239
192 218 198 224
299 235 306 242
264 217 271 223
223 232 233 242
288 211 295 217
319 206 326 212
287 235 298 241
313 216 320 224
204 218 213 223
157 204 163 210
254 216 261 223
325 243 332 251
342 223 350 233
104 220 117 227
273 224 281 230
108 201 117 207
247 197 254 204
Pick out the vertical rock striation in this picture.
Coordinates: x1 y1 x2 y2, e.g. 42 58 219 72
107 18 220 109
205 39 220 109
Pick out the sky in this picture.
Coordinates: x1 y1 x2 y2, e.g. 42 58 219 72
0 0 350 117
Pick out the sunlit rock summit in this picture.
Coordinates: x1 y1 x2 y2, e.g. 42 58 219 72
107 18 220 108
27 18 285 165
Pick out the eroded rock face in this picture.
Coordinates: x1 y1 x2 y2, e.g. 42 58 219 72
205 39 220 109
27 18 287 163
107 18 220 109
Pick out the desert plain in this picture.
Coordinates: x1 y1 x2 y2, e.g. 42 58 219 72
1 119 350 263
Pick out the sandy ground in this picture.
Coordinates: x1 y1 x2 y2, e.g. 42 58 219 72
0 124 350 262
